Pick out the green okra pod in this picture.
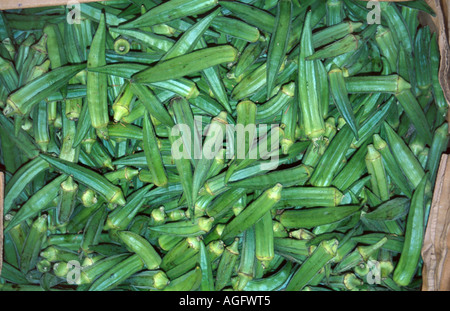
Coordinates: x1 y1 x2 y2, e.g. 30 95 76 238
382 122 427 191
191 111 228 204
363 197 410 222
143 112 168 187
57 176 78 225
161 237 201 271
279 204 361 230
148 217 214 237
277 186 343 208
307 34 362 61
120 0 218 29
117 231 161 270
328 64 358 139
285 239 338 291
89 254 144 291
132 46 238 84
266 0 292 99
297 11 325 140
426 122 449 185
235 227 256 291
4 63 85 118
5 175 67 232
221 184 282 242
254 211 275 263
20 214 48 274
199 241 215 291
86 13 108 140
105 184 152 231
345 75 411 94
40 154 126 206
211 16 260 43
163 267 202 291
121 270 170 291
215 238 239 291
365 144 390 202
81 205 108 255
219 1 275 33
393 174 428 286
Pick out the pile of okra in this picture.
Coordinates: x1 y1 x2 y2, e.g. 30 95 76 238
0 0 448 291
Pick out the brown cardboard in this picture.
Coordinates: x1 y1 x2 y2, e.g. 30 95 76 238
420 0 450 291
422 155 450 290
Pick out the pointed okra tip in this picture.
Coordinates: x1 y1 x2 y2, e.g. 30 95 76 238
382 121 396 139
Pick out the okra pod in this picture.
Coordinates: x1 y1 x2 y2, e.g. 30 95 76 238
235 227 256 291
40 154 126 206
20 214 48 273
5 175 67 232
117 231 161 270
89 254 144 291
132 46 238 84
297 11 325 140
143 112 168 187
87 13 108 140
382 122 426 190
219 1 275 33
393 174 428 286
120 0 218 29
426 122 449 185
285 239 338 291
365 145 390 202
215 238 239 291
221 184 282 241
279 205 361 230
266 0 292 99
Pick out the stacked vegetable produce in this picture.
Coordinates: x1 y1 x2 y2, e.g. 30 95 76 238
0 0 448 291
